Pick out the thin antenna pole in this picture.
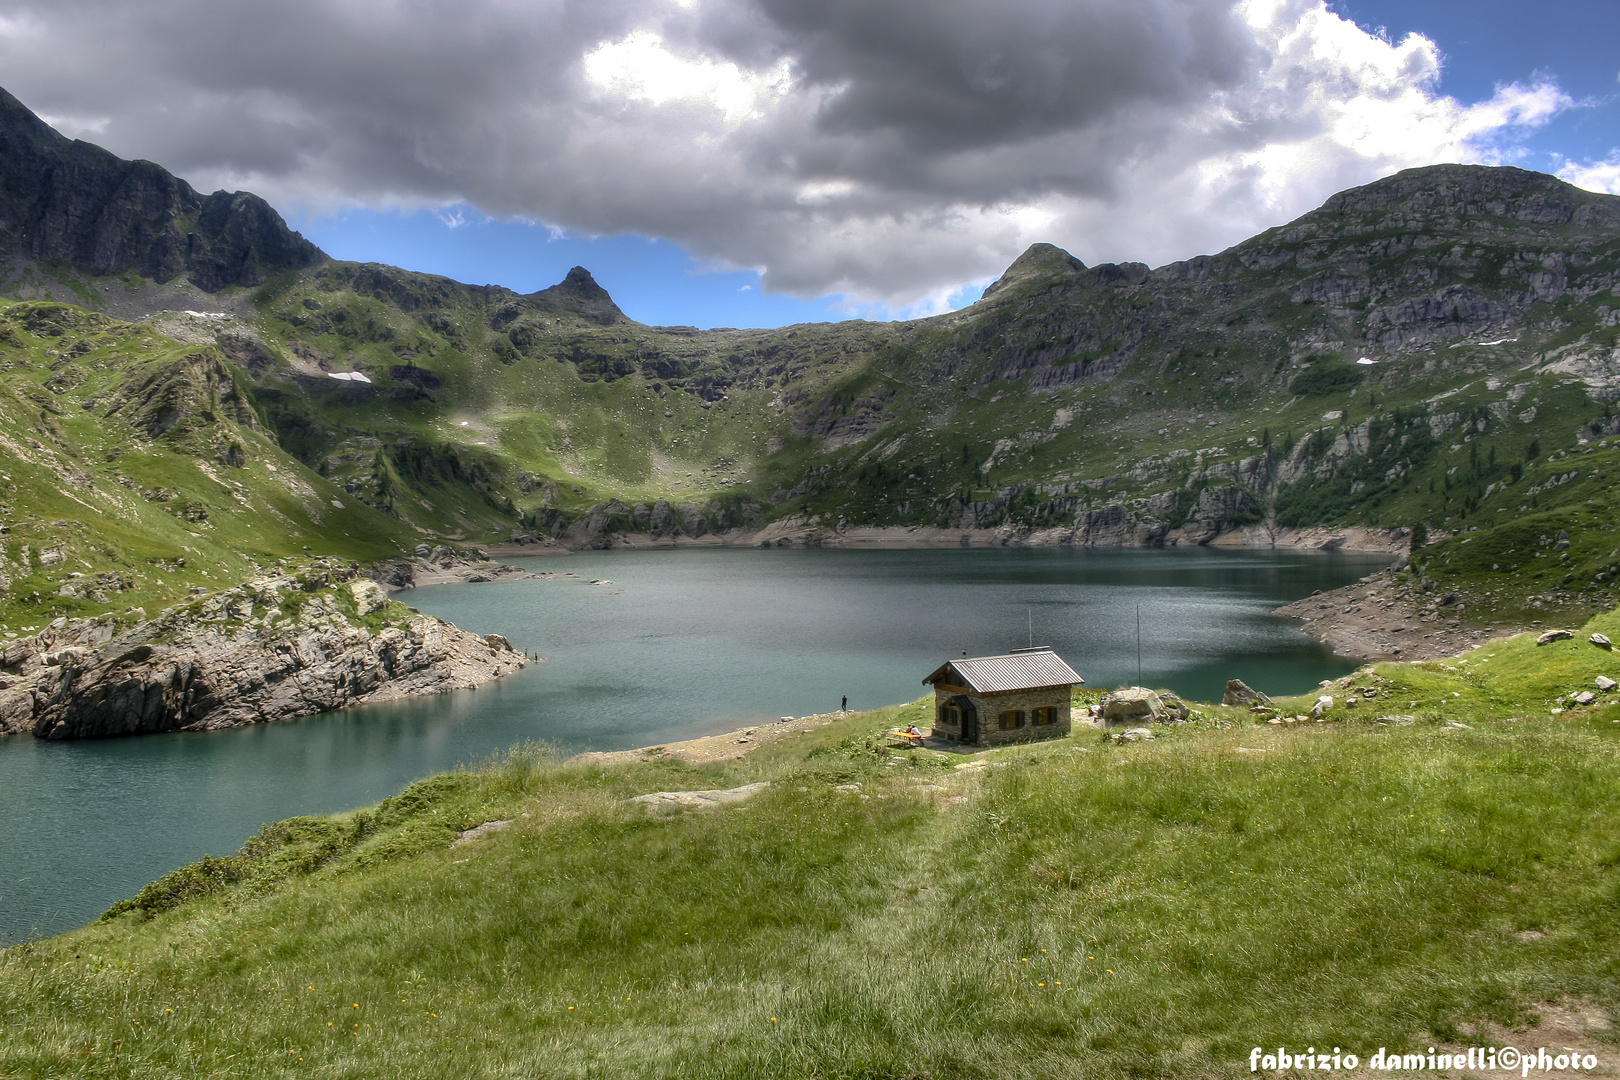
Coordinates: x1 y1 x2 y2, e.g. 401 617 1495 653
1136 603 1142 687
1028 607 1033 649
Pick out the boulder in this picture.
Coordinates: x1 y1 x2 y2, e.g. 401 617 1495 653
1592 633 1613 650
1573 691 1597 706
1100 687 1167 725
1310 695 1334 719
1111 727 1156 743
630 782 771 814
1597 676 1617 692
452 819 512 847
1222 679 1272 707
1157 690 1191 722
1537 629 1575 645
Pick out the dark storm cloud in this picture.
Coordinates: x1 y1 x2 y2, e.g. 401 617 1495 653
764 0 1259 151
0 0 1555 307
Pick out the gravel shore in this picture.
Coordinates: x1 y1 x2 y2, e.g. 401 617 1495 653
1276 567 1530 662
571 711 850 767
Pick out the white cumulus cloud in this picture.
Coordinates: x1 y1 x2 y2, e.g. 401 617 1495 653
1558 153 1620 195
584 30 790 124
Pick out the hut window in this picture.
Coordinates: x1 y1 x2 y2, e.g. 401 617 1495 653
1032 706 1056 725
998 710 1024 730
941 704 961 726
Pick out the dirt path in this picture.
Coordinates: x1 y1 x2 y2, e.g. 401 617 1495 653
1276 568 1532 662
571 711 852 767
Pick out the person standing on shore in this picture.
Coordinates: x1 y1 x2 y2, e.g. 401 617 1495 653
841 695 847 712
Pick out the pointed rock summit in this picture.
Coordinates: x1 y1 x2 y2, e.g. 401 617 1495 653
980 243 1087 299
528 266 627 325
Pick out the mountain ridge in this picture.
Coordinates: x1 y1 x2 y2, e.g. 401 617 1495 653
0 86 1618 634
0 87 323 293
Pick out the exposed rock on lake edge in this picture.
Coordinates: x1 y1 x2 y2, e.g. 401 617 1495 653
0 560 527 740
509 513 1414 554
1276 567 1530 662
367 544 547 591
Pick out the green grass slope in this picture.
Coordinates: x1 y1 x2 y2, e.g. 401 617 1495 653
0 299 422 630
4 612 1617 1078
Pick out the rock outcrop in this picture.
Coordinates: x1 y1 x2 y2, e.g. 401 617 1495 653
629 782 772 814
369 545 542 591
532 497 765 550
0 563 524 740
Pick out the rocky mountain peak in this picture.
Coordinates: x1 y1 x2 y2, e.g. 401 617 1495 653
527 265 627 325
0 86 69 154
0 85 324 292
980 242 1087 300
1309 162 1620 230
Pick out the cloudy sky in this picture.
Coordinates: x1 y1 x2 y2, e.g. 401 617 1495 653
2 0 1617 326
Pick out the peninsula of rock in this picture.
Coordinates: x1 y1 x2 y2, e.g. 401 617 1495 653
0 561 526 740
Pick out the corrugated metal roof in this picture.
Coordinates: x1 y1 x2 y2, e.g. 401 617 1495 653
923 649 1083 694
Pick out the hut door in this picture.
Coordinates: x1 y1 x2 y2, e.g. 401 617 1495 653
956 697 979 743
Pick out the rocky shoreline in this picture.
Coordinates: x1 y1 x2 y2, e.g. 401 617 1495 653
502 518 1412 554
1274 567 1530 663
0 560 527 740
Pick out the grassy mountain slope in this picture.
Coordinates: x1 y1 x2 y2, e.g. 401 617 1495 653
2 615 1617 1076
195 167 1620 546
0 298 420 631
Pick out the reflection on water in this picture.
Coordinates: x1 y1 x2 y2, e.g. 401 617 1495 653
0 545 1386 940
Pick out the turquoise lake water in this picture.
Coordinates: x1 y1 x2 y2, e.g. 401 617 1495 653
0 545 1388 941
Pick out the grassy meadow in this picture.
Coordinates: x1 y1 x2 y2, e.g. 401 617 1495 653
1 610 1618 1077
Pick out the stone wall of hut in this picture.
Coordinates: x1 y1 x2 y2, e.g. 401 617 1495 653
932 685 1071 747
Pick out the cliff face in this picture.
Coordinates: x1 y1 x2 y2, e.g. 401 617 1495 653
0 88 323 290
0 565 526 740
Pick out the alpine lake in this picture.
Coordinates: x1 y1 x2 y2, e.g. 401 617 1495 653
0 545 1391 941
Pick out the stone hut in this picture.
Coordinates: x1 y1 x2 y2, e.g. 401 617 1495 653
923 647 1083 747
